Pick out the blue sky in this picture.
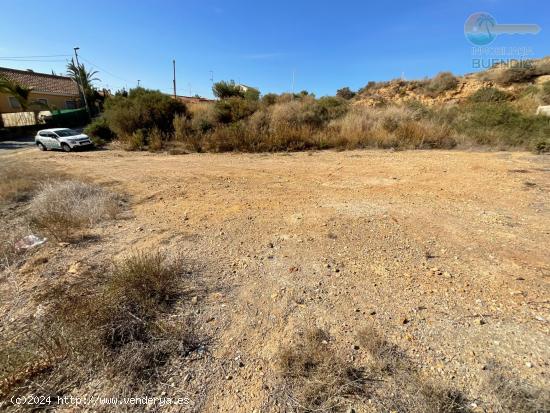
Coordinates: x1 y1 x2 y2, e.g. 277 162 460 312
0 0 548 98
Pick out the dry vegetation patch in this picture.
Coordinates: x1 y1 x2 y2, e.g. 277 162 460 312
276 327 470 413
28 180 121 241
1 250 201 406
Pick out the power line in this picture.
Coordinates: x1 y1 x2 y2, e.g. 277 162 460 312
0 58 68 62
0 54 70 58
79 55 129 82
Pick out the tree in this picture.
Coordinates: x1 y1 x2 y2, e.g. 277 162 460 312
0 75 32 110
67 60 100 112
212 80 244 99
336 87 356 100
66 60 99 94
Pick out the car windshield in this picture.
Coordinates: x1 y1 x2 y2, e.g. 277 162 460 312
54 129 79 137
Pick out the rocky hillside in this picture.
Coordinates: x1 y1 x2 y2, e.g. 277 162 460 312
354 56 550 108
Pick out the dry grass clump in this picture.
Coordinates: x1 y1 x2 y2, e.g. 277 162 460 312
28 180 120 240
0 225 32 271
277 328 367 412
1 251 200 402
330 106 457 149
276 326 469 413
0 162 63 204
357 327 467 413
484 368 550 413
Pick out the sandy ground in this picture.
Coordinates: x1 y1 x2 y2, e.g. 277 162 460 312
1 147 549 411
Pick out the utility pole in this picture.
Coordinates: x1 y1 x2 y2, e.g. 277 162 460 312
173 59 177 99
209 70 214 83
73 47 90 115
137 79 141 87
291 69 295 97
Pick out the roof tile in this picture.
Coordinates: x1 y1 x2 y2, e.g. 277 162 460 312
0 67 80 96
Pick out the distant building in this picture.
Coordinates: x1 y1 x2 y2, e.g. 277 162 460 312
236 84 253 92
0 67 82 113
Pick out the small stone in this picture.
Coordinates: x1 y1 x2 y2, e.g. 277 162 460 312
353 344 360 350
402 318 410 325
68 262 80 274
191 296 198 305
369 310 376 316
225 375 233 380
525 362 533 368
477 318 486 325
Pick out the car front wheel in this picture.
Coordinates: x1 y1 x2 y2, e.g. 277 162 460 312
61 143 72 152
37 142 47 151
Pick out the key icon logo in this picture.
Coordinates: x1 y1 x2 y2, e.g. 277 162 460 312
465 12 541 46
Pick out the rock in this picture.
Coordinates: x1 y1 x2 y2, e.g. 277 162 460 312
477 318 486 325
68 262 81 274
525 362 533 368
369 310 377 316
191 296 199 305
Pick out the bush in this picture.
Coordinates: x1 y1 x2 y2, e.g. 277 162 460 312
456 102 550 147
243 86 260 101
147 127 167 152
212 80 244 99
262 93 278 106
336 87 356 100
84 117 115 141
214 97 258 123
494 65 537 85
422 72 459 96
103 87 187 137
1 250 199 400
469 87 511 103
28 181 120 240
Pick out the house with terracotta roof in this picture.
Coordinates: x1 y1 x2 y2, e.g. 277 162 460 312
0 67 82 114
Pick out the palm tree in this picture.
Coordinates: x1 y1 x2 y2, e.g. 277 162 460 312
66 60 100 95
67 60 100 113
0 74 32 111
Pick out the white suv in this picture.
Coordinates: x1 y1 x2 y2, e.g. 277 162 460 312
35 128 93 152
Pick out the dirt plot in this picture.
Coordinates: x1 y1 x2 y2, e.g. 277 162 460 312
1 148 549 411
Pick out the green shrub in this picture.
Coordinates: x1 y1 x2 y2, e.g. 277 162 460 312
84 116 115 141
469 87 511 103
336 87 356 100
244 87 260 101
103 87 187 137
214 97 258 123
457 102 550 147
212 80 244 99
317 96 349 120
